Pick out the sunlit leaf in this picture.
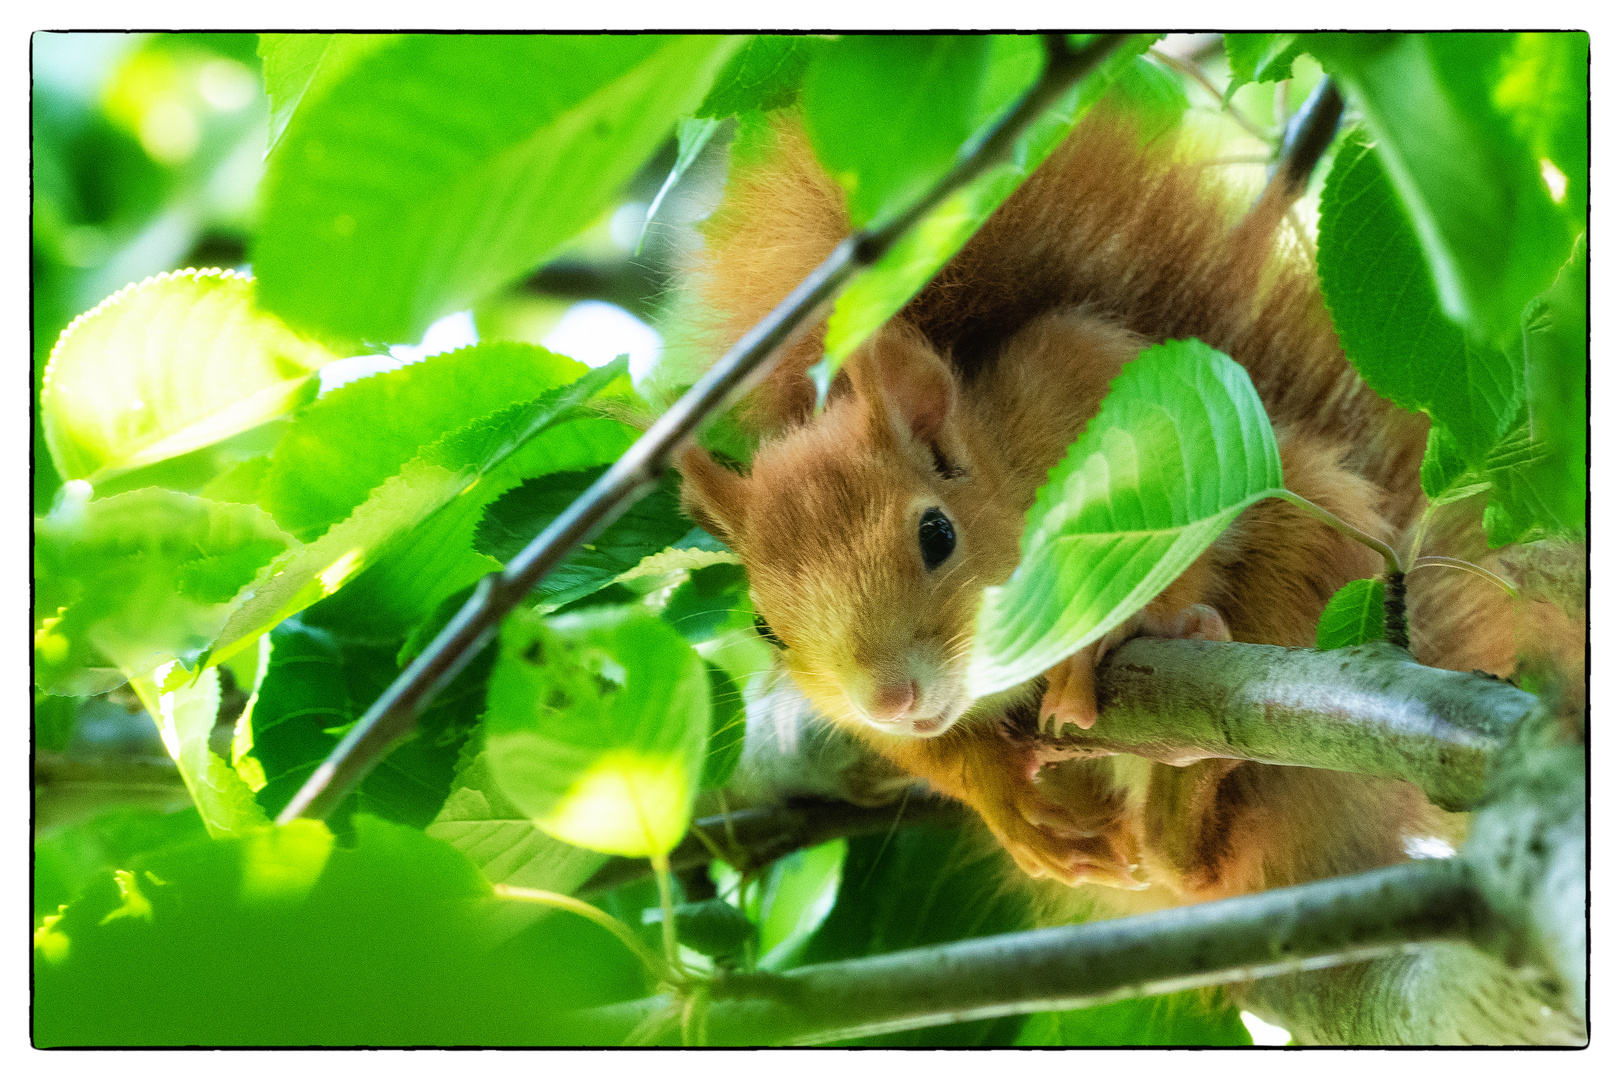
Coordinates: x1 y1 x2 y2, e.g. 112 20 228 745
968 340 1284 697
757 838 847 970
257 33 398 153
1316 578 1387 650
41 269 330 482
34 487 294 694
303 416 636 639
427 745 608 895
615 528 739 584
256 35 742 344
261 342 587 541
213 362 627 655
484 606 708 858
136 666 268 838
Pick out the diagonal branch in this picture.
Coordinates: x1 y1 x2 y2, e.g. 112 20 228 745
276 34 1134 824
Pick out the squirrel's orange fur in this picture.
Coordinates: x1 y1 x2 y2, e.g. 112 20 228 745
677 109 1578 910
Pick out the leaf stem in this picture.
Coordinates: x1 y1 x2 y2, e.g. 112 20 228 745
493 884 670 984
274 33 1133 826
1273 488 1405 575
650 850 681 977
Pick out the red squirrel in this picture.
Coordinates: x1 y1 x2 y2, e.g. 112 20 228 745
675 108 1577 905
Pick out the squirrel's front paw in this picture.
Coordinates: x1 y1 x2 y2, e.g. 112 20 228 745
1039 604 1231 735
985 779 1138 888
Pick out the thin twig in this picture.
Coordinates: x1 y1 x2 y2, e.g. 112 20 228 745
1409 555 1519 598
275 35 1133 824
1148 47 1274 144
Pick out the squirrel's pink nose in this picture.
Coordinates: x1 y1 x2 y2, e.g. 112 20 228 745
867 680 919 722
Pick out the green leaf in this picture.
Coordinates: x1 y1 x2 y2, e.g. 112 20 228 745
303 415 637 639
133 666 269 839
34 815 615 1046
968 340 1284 697
244 621 487 829
700 662 747 791
696 34 824 117
212 361 628 656
1016 990 1253 1046
261 342 587 541
256 35 742 344
1318 131 1522 467
1309 33 1585 343
815 35 1156 386
257 33 399 153
662 562 752 643
484 606 709 857
427 742 608 895
615 527 739 584
798 826 1027 1045
1315 578 1387 650
1520 235 1587 534
474 465 692 609
41 269 332 483
755 838 847 969
34 488 294 694
801 35 993 228
1224 33 1305 94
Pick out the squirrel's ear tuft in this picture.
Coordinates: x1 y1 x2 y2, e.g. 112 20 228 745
849 322 957 448
677 446 748 546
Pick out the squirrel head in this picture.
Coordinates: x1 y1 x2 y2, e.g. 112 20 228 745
679 322 1026 739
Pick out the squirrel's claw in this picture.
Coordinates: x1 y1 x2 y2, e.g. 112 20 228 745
1038 605 1232 738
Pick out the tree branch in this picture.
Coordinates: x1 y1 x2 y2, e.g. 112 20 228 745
563 705 1585 1046
1033 638 1531 813
580 796 964 895
571 858 1490 1045
582 638 1536 894
276 34 1133 826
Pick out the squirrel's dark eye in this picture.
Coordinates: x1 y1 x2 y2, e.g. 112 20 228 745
918 507 956 571
754 614 785 649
